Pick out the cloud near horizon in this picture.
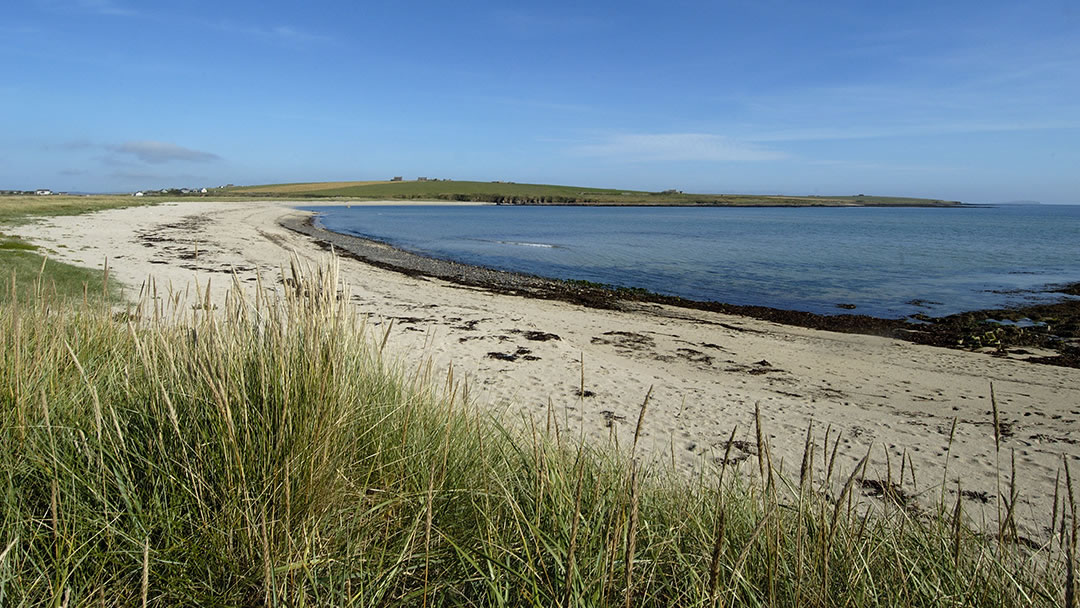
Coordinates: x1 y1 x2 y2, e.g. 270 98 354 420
571 133 787 162
107 141 221 164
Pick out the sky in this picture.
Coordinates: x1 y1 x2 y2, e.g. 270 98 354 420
2 0 1078 203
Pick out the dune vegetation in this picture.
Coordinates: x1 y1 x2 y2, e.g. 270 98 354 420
0 250 1074 607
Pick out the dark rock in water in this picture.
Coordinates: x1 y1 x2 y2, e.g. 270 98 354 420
836 303 857 310
1054 282 1080 296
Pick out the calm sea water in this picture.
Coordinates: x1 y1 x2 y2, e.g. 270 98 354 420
309 204 1080 319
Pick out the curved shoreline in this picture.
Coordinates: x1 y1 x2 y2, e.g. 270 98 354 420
282 214 1080 367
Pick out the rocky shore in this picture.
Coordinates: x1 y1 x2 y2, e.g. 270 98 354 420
282 215 1080 368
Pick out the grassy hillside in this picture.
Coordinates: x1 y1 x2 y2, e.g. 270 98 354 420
232 180 394 194
225 180 965 207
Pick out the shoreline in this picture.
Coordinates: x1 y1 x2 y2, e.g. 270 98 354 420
10 199 1080 544
284 214 1080 368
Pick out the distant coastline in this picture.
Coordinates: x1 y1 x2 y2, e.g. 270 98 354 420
218 179 970 208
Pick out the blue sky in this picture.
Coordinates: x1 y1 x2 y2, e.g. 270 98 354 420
2 0 1078 203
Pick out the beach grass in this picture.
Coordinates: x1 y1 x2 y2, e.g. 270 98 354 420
0 258 1072 607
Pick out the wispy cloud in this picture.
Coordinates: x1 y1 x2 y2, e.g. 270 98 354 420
718 67 1080 144
702 23 1080 146
748 120 1080 143
805 159 961 173
78 0 135 16
209 20 332 45
492 9 605 36
107 141 221 164
571 133 787 162
266 25 325 43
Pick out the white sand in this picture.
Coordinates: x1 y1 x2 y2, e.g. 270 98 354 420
13 199 1080 543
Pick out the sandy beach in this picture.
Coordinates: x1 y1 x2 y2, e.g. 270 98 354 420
13 199 1080 544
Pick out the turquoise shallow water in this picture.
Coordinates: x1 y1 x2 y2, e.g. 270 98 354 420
309 204 1080 319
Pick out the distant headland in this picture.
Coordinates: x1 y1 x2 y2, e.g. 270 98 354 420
215 179 967 207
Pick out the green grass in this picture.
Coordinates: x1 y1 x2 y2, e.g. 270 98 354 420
0 196 143 305
0 241 37 252
0 245 120 305
0 258 1071 606
0 195 149 226
226 180 964 207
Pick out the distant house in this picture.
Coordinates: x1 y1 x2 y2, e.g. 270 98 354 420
200 188 208 193
391 176 403 182
417 177 429 182
35 189 52 195
134 191 145 197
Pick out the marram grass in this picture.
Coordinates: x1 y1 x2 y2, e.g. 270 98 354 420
0 259 1074 607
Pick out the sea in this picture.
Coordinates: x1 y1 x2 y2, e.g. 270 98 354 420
308 204 1080 319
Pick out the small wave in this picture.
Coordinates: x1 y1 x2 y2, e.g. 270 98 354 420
498 240 556 248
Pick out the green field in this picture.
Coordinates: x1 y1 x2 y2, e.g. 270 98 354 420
227 180 965 206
